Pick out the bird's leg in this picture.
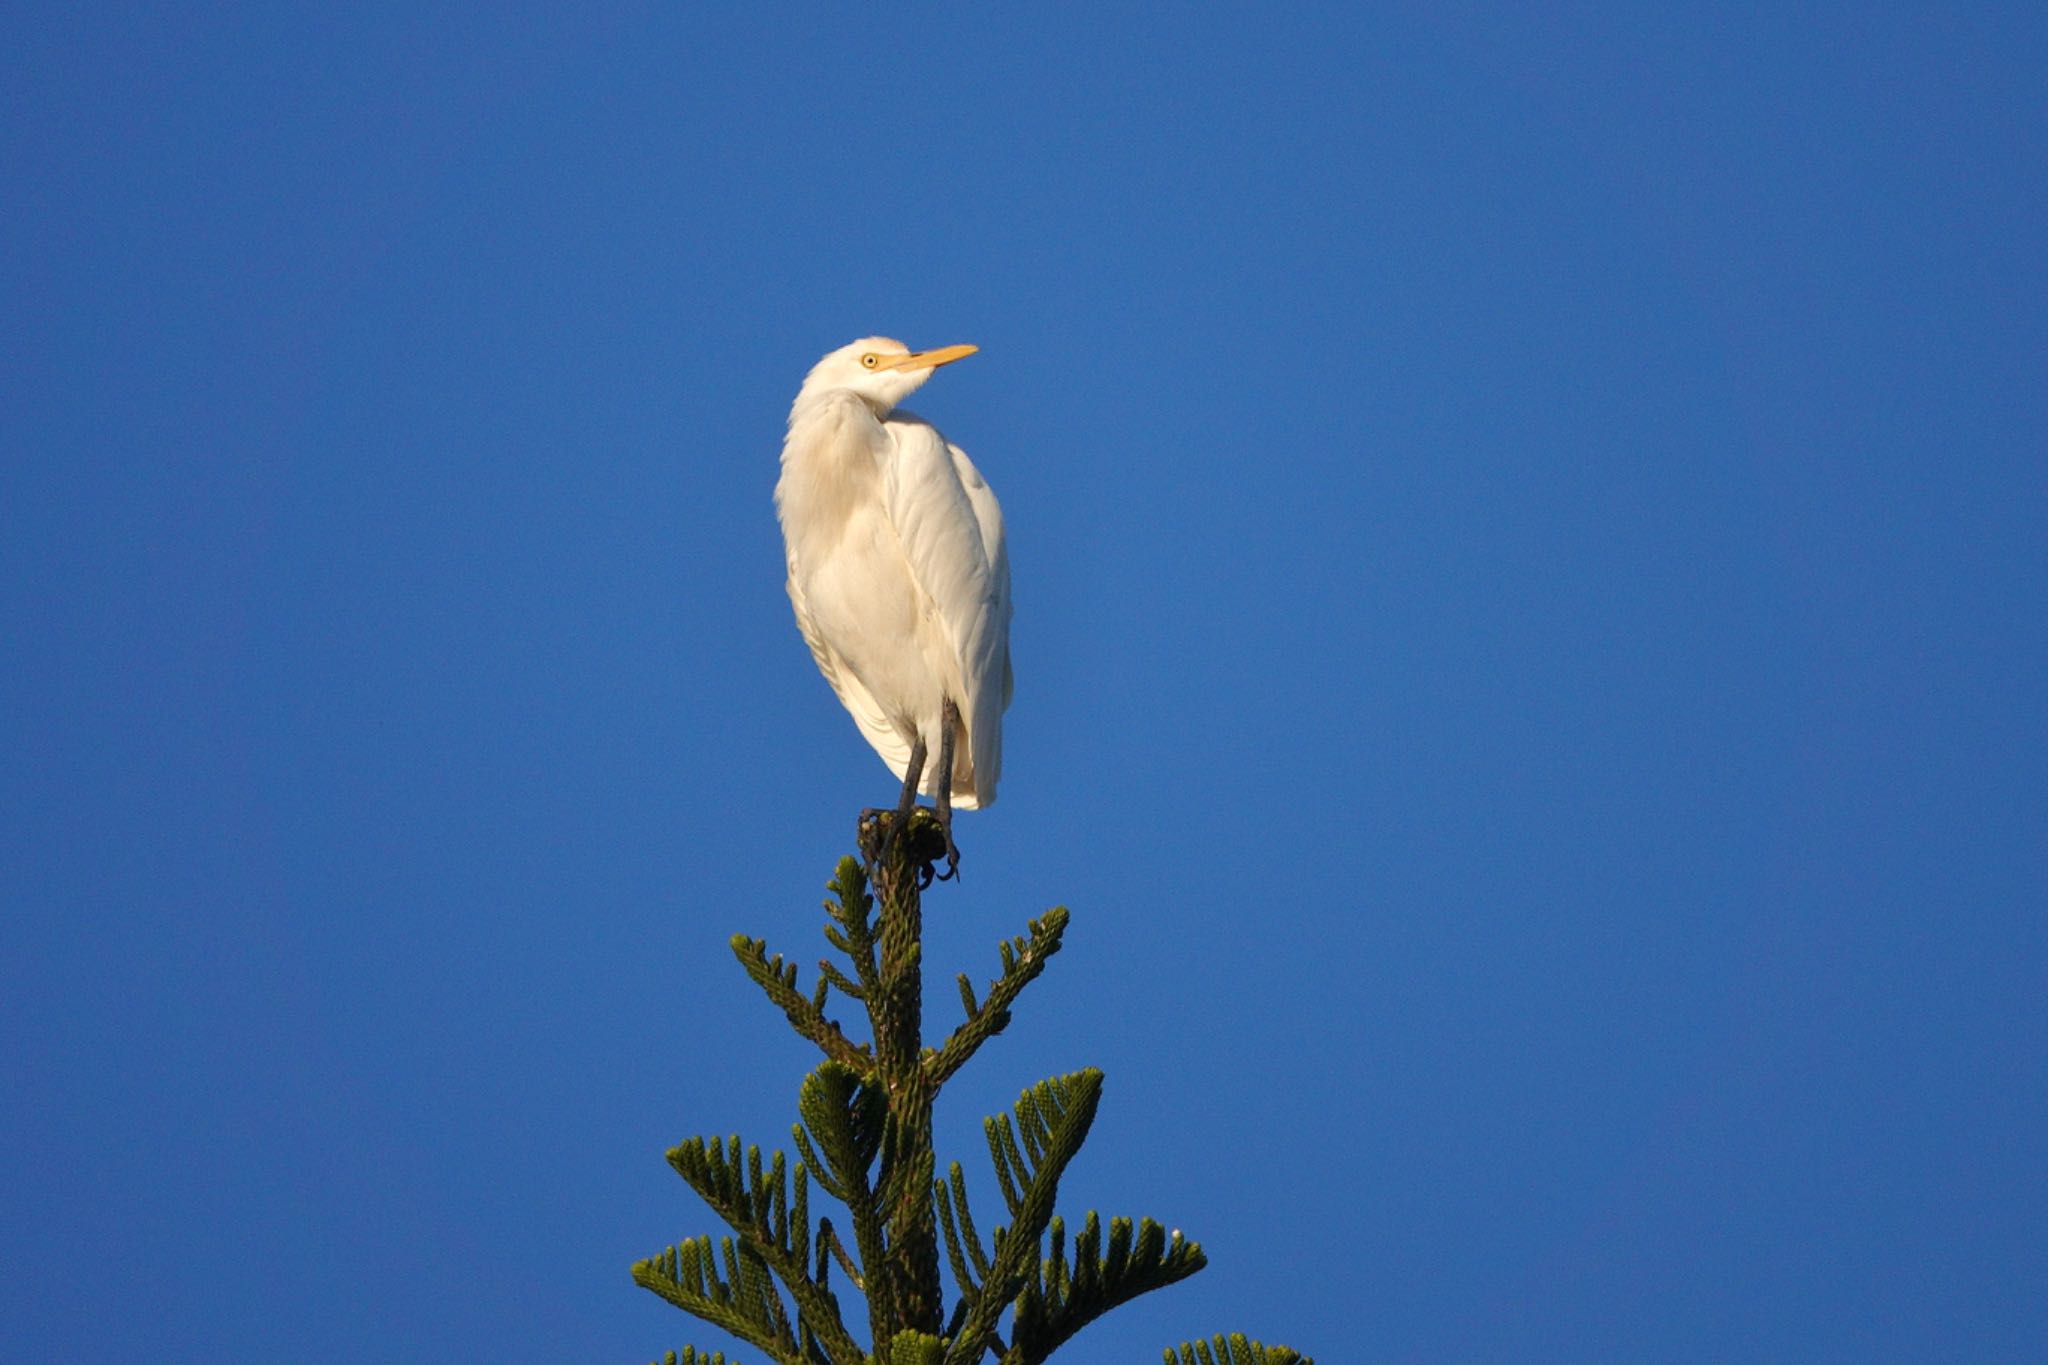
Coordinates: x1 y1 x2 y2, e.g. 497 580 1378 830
933 697 961 881
880 732 927 871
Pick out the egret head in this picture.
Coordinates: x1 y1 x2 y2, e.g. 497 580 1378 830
795 336 978 415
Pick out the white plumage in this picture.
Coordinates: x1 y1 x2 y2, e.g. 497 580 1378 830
775 337 1013 817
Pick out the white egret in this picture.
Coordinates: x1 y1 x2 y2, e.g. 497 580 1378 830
775 337 1013 874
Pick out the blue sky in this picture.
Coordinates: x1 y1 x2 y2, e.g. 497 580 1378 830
4 5 2044 1361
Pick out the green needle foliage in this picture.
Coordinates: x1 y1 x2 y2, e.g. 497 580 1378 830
1163 1337 1314 1365
633 809 1311 1364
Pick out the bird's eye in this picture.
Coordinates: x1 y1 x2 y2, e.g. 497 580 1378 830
860 353 879 369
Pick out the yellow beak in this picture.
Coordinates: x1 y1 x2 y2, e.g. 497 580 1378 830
878 343 978 372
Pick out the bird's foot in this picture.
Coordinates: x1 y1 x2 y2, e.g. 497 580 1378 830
933 812 961 883
857 808 894 869
860 805 952 888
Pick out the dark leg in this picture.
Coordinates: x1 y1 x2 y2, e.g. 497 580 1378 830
933 697 961 880
880 731 927 869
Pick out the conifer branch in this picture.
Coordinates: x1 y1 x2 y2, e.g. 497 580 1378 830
822 856 883 1005
939 1072 1104 1365
929 908 1069 1086
649 1347 735 1365
818 1218 862 1289
655 1135 865 1365
934 1162 993 1298
935 1168 1009 1362
887 1330 949 1365
730 935 871 1068
1005 1213 1207 1363
819 960 866 1003
1162 1335 1314 1365
640 823 1310 1361
794 1061 894 1341
862 811 945 1338
631 1236 804 1364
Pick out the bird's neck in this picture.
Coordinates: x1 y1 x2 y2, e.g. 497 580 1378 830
778 393 887 533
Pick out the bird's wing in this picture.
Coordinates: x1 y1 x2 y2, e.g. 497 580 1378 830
950 436 1012 788
882 414 1011 806
784 551 917 780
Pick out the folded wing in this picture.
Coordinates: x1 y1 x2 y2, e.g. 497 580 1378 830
881 414 1012 807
